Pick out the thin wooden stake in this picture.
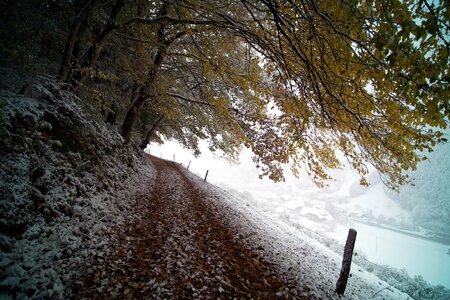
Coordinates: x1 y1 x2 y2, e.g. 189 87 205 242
187 160 191 170
335 228 357 295
204 170 209 182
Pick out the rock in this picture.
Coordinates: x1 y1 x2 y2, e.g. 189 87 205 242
7 264 26 278
51 140 62 148
0 277 20 290
22 257 35 270
0 236 13 252
58 204 73 217
23 280 37 297
0 257 13 268
42 205 60 222
18 83 33 98
38 120 52 131
31 187 45 207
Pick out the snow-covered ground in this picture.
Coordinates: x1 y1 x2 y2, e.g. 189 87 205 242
183 169 413 299
149 140 450 296
0 77 156 299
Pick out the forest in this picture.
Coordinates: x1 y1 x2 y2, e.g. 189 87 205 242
1 0 448 189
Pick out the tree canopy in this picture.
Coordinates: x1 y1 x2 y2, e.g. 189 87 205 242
4 0 448 190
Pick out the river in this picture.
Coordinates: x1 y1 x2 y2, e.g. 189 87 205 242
338 222 450 289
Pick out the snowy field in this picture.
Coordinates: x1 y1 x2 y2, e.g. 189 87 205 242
180 165 413 299
148 140 450 291
0 79 157 299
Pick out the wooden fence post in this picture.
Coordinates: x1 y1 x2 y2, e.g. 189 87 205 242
335 228 357 295
204 170 209 182
187 161 191 170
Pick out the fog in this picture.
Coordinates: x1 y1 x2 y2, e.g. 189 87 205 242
148 138 450 289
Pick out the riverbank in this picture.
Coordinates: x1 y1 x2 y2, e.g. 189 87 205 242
351 218 450 246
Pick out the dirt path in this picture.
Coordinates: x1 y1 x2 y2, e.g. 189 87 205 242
74 155 300 299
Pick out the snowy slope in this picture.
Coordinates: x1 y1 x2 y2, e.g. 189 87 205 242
0 77 156 299
180 168 413 299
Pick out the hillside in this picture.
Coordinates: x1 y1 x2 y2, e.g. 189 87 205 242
0 77 155 299
0 78 418 299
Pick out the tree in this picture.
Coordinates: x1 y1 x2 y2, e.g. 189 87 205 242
58 0 128 82
57 0 449 190
0 0 73 79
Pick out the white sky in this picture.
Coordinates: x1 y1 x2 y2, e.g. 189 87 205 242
146 139 366 191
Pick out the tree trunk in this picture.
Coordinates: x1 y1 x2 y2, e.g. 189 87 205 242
58 1 95 81
120 2 172 144
59 16 83 81
106 110 117 125
73 31 111 83
121 91 147 143
120 48 165 143
140 115 164 150
71 0 125 84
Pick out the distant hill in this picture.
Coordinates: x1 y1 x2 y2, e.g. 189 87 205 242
388 137 450 234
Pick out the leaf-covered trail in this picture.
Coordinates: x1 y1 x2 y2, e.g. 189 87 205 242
75 155 301 299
